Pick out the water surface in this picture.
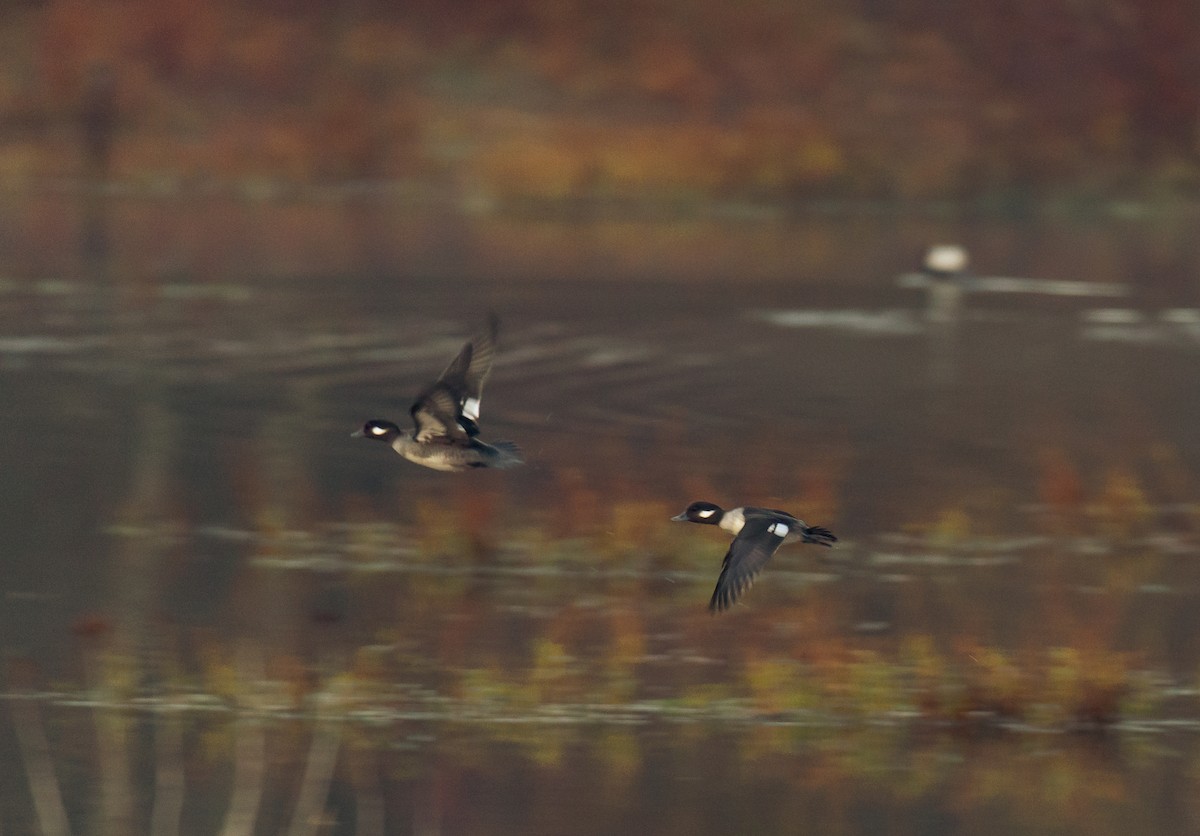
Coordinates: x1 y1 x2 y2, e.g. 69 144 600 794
3 202 1200 834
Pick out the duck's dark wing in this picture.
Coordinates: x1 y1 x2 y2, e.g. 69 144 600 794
801 525 837 547
410 388 470 444
744 508 837 547
409 316 501 441
708 516 790 613
434 314 499 424
745 507 798 522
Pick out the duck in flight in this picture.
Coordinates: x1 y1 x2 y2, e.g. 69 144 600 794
672 501 837 612
354 315 523 471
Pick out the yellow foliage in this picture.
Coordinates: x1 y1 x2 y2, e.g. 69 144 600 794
596 728 641 784
97 651 139 697
204 660 240 702
1095 467 1152 540
609 609 646 664
474 136 587 202
930 508 970 544
744 656 804 713
795 137 846 180
528 726 569 767
972 647 1025 713
847 650 902 715
902 634 942 681
607 500 672 553
1044 647 1082 718
679 683 734 709
529 638 577 702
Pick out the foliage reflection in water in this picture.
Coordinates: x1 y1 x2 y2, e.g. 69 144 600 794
4 211 1200 834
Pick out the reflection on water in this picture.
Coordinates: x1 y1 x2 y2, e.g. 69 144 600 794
3 203 1200 833
7 705 1200 835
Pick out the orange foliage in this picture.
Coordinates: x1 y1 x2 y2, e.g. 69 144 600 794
17 0 1200 202
224 17 319 99
475 135 588 202
1036 446 1084 529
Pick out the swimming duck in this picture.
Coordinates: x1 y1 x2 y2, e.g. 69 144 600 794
354 315 523 471
923 243 968 279
921 244 969 325
671 501 837 612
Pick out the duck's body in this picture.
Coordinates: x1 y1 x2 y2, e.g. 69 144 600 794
355 315 523 472
671 501 837 612
357 420 521 471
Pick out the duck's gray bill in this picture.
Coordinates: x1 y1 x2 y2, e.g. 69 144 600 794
670 513 688 521
350 429 364 438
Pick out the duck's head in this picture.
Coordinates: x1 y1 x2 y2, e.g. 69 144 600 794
923 244 968 276
671 501 724 525
352 419 401 441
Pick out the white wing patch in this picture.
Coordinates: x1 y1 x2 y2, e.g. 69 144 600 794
463 397 481 421
768 522 790 538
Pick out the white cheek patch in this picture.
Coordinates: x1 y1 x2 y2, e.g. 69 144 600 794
370 425 387 436
463 397 481 420
768 522 789 538
697 509 715 519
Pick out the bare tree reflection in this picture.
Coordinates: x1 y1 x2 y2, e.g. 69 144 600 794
286 717 343 836
149 710 185 836
349 743 385 836
413 763 446 836
90 707 134 835
8 660 72 836
85 394 177 835
219 642 267 836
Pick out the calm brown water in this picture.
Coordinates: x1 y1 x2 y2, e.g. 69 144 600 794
4 198 1200 834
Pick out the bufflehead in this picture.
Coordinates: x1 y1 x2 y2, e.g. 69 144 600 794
354 315 523 471
671 501 837 612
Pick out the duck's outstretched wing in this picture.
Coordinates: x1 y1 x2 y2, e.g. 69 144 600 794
708 516 790 612
410 315 501 441
410 388 470 444
749 508 837 547
434 314 499 427
801 525 837 547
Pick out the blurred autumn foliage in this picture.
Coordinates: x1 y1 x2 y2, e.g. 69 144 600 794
5 0 1197 206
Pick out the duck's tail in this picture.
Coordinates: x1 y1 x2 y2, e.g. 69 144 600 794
803 525 837 547
488 440 524 469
